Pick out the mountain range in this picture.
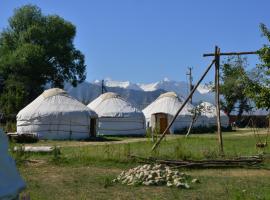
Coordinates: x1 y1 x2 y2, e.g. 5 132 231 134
64 78 215 109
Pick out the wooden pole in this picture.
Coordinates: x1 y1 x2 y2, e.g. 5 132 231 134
151 59 216 152
203 51 258 57
215 46 223 154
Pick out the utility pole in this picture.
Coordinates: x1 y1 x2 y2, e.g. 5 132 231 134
186 67 193 104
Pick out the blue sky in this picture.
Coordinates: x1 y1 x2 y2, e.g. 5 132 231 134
0 0 269 83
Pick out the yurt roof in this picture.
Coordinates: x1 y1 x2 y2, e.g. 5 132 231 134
17 88 97 120
143 92 194 118
199 101 227 117
88 92 144 118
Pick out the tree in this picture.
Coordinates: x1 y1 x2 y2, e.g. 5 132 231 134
0 5 86 117
220 56 250 118
185 104 205 137
244 23 270 110
0 78 28 120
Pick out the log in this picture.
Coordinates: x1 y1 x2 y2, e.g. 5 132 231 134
130 155 264 169
14 146 56 153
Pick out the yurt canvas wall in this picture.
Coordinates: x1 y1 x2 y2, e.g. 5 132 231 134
88 92 145 136
0 129 26 199
17 88 97 140
143 92 195 134
199 102 229 127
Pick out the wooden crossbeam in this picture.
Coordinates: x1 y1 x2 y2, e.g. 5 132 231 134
203 51 258 57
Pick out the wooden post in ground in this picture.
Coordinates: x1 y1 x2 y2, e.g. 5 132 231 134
214 46 223 154
203 48 259 154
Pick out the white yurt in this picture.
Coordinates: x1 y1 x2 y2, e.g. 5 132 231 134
199 101 229 127
143 92 196 134
87 92 145 136
0 129 26 199
17 88 98 140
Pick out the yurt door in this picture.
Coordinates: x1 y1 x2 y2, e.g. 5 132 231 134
90 118 96 137
160 117 169 134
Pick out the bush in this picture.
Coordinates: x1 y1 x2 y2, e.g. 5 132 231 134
4 121 16 132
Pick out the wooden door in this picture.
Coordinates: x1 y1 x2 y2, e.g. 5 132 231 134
90 118 96 137
159 117 169 134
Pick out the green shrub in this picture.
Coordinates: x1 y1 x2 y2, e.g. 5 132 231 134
4 121 16 132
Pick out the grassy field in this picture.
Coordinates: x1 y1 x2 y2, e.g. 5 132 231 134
12 129 270 200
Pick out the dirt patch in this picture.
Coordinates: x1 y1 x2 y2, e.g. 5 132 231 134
24 135 180 148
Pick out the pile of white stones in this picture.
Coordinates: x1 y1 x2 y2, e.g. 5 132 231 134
113 164 199 188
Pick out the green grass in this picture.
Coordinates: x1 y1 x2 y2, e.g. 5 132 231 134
13 129 270 200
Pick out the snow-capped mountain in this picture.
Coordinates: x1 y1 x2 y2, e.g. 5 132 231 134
97 77 215 103
197 83 213 94
65 81 166 109
64 78 215 109
102 79 142 91
138 78 214 103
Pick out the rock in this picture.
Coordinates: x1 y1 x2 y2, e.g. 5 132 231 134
184 183 190 189
175 182 183 187
143 180 154 186
167 182 173 187
114 164 198 188
180 172 186 176
172 175 179 179
191 178 200 183
174 171 179 175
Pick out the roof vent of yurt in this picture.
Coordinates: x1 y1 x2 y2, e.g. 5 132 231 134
42 88 67 99
157 92 181 101
101 92 121 100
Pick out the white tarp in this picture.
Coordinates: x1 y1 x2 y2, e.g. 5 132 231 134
0 129 26 200
143 92 195 133
88 92 145 136
17 88 97 140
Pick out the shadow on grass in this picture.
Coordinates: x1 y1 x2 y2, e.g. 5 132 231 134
83 136 120 142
